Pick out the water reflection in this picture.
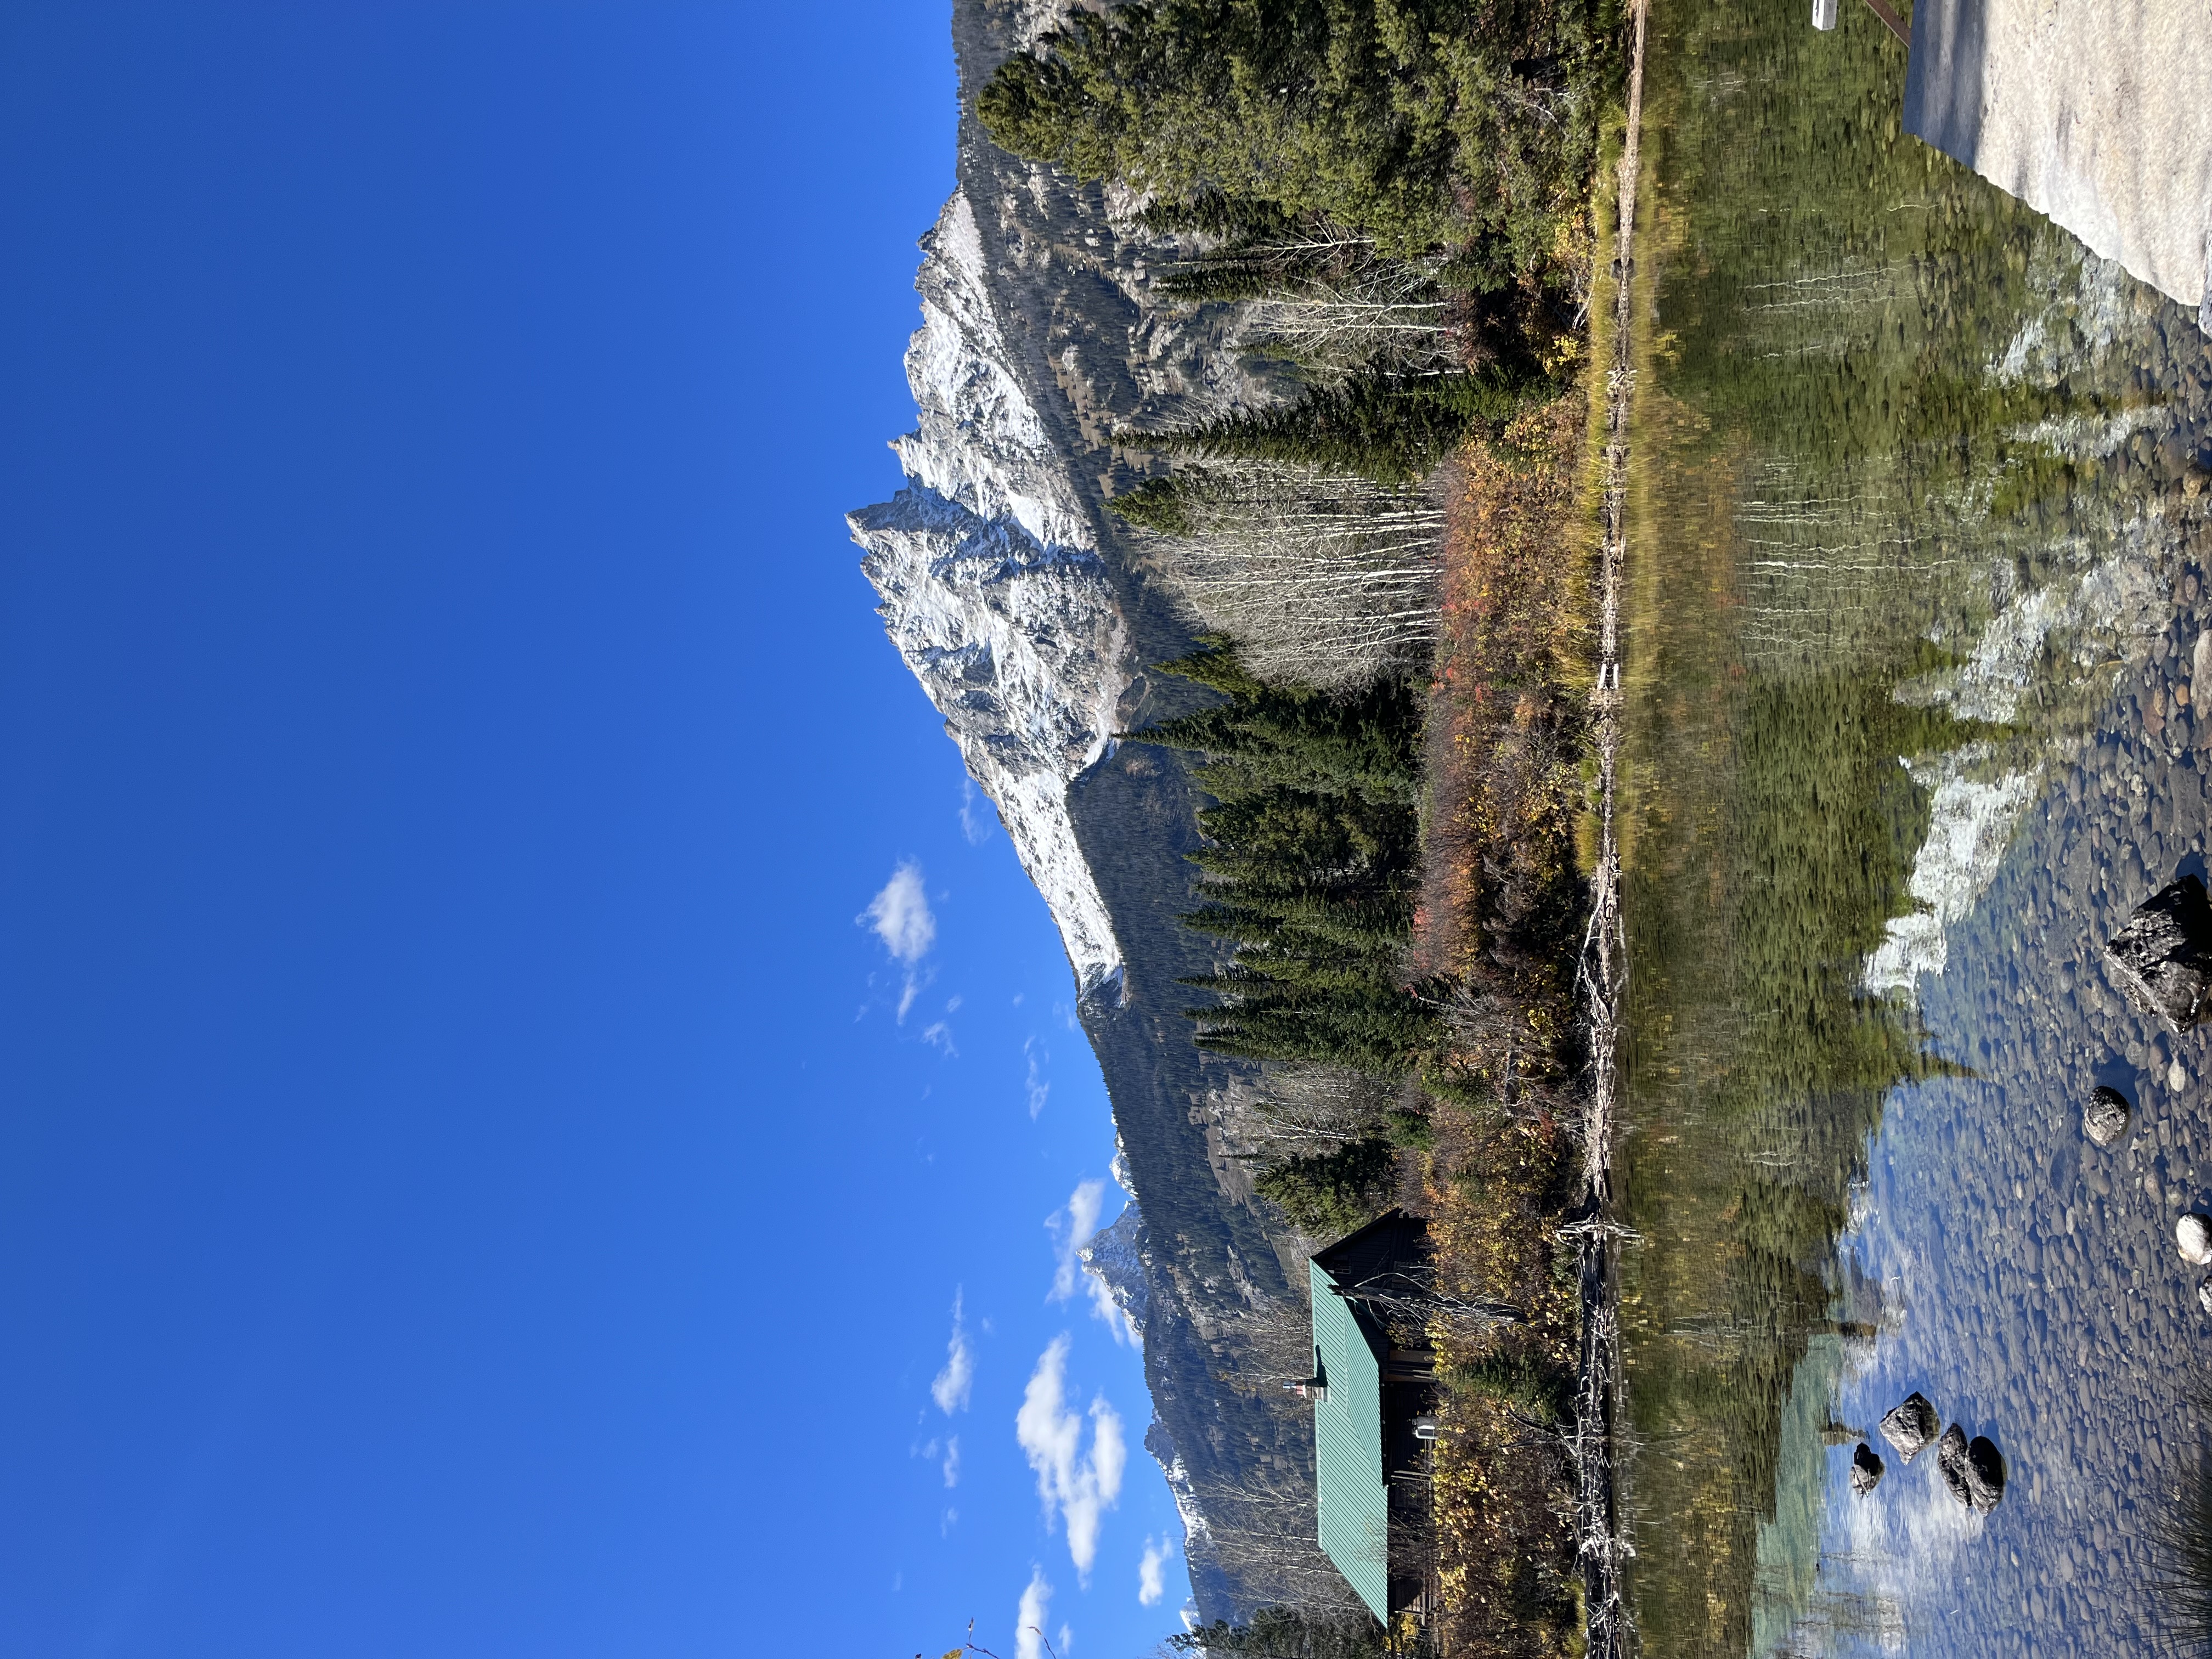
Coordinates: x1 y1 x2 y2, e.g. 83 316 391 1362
1618 0 2212 1652
2153 1415 2212 1655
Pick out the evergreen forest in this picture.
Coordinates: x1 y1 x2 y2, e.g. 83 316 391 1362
973 0 1630 1646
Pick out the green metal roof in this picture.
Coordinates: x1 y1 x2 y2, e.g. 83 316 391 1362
1309 1256 1389 1621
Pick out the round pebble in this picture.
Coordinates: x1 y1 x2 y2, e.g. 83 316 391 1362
2174 1058 2190 1091
2179 1213 2212 1265
2197 1274 2212 1314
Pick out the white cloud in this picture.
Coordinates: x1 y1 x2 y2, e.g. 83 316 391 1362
1024 1037 1049 1119
1047 1180 1136 1344
1015 1336 1126 1582
1085 1257 1136 1347
923 1020 958 1057
1015 1568 1053 1659
932 1292 974 1415
960 778 997 845
1137 1537 1173 1606
861 861 936 1023
943 1435 961 1489
862 861 935 962
1048 1180 1108 1304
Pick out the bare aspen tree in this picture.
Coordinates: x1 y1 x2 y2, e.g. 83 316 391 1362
1241 264 1461 376
1209 1288 1325 1395
1188 1460 1370 1617
1129 461 1446 690
1430 982 1570 1120
1319 1266 1522 1344
1216 1065 1398 1159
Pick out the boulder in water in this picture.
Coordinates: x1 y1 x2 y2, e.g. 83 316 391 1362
2104 876 2212 1031
1966 1435 2006 1510
2180 1213 2212 1265
1936 1424 1976 1508
1879 1392 1940 1462
2084 1085 2132 1147
1850 1442 1884 1494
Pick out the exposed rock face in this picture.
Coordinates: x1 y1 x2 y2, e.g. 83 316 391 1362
850 0 1329 1621
1145 1415 1212 1579
848 187 1128 995
1936 1424 1975 1506
1850 1442 1885 1495
1967 1435 2007 1510
1079 1200 1150 1344
1936 1425 2006 1512
1880 1392 1940 1462
2084 1085 2133 1148
2103 875 2212 1032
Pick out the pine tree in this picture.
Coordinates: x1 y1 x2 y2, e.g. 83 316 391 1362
1251 1140 1397 1237
1169 1606 1386 1658
1132 644 1441 1077
1132 189 1299 242
1142 639 1423 802
974 3 1469 257
973 0 1613 277
1105 474 1193 538
1124 368 1538 487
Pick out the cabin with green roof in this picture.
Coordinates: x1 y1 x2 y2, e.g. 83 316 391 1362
1294 1210 1437 1623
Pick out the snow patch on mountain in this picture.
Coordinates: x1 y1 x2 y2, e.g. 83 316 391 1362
1079 1200 1149 1345
849 191 1128 994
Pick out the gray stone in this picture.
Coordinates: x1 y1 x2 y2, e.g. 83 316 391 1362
1880 1392 1941 1462
1967 1435 2007 1511
1850 1441 1885 1494
2197 1273 2212 1315
1937 1423 1976 1507
2086 1085 2134 1147
2104 876 2212 1031
1934 1425 2004 1511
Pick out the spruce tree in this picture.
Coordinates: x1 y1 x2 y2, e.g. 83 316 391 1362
973 0 1612 278
1131 644 1441 1078
1251 1139 1396 1235
1170 1607 1386 1658
1123 367 1539 487
1104 475 1192 538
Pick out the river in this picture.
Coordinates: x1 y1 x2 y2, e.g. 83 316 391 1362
1615 2 2212 1655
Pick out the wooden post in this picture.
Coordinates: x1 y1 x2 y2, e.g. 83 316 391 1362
1861 0 1910 43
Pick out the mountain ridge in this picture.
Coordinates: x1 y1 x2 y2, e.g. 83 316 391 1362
848 0 1331 1621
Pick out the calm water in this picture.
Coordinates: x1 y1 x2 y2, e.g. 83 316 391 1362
1615 3 2212 1654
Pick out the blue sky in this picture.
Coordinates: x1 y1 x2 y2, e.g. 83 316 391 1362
0 4 1184 1655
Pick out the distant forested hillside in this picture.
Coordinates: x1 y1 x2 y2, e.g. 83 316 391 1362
895 0 1634 1638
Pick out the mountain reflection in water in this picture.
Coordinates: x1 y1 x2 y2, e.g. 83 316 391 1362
1616 1 2212 1654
